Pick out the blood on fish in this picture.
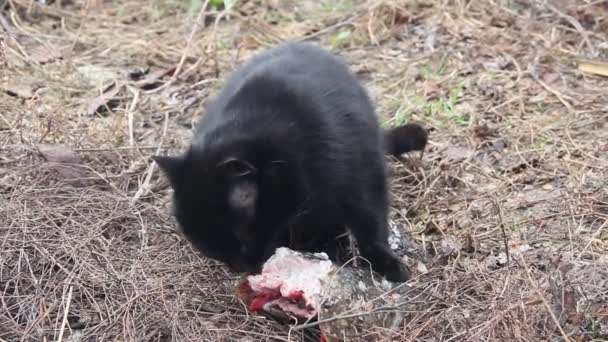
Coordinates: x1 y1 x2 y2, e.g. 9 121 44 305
248 289 281 312
287 290 304 301
236 278 253 294
236 277 281 312
250 295 270 311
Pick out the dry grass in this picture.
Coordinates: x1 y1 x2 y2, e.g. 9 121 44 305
1 0 608 341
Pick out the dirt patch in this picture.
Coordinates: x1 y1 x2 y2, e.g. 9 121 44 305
1 0 607 341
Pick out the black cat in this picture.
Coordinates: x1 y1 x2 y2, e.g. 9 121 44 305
154 41 428 282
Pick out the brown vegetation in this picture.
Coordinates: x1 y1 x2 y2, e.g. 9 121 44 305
1 0 607 340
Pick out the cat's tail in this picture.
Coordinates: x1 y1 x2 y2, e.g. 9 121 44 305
383 122 429 157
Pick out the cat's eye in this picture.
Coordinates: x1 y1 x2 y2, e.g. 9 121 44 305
219 158 256 177
229 162 250 175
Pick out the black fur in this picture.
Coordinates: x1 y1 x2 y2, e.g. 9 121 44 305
384 123 428 158
154 42 428 282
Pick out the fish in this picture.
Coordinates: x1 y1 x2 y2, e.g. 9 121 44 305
235 247 416 341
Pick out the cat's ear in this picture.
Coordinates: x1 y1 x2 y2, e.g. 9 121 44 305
153 154 184 185
218 157 257 178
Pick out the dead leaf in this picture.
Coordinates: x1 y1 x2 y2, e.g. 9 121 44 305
422 80 441 100
592 305 608 322
524 298 543 306
448 202 465 212
498 156 540 174
576 58 608 77
541 183 554 190
37 144 90 187
77 64 117 86
562 286 583 324
134 67 176 90
1 76 43 99
463 233 475 253
416 261 428 274
489 14 515 28
516 188 560 208
441 236 462 257
239 35 260 50
88 0 103 9
0 36 6 67
473 123 499 140
87 82 123 115
353 65 373 80
444 145 473 162
423 221 441 234
28 44 63 64
495 252 508 265
483 55 513 70
393 7 411 25
549 253 562 268
0 172 21 191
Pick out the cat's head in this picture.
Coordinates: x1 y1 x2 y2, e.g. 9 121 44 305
153 145 262 272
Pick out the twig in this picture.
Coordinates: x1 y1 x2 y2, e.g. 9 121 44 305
492 199 510 266
67 0 89 56
546 4 595 56
506 53 526 116
57 284 74 342
205 0 239 78
297 13 362 42
142 0 211 95
126 86 140 146
37 117 52 143
0 12 16 35
172 0 211 80
291 302 411 331
5 12 30 59
580 0 608 8
575 219 608 262
528 57 576 113
74 145 169 152
519 255 571 342
131 110 169 203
